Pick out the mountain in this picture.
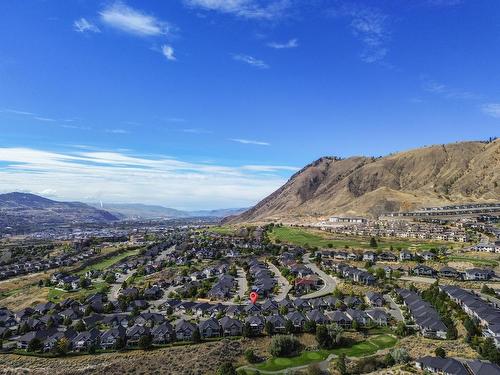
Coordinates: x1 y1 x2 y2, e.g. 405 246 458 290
92 203 247 219
91 203 189 219
228 139 500 223
0 192 119 233
188 208 248 218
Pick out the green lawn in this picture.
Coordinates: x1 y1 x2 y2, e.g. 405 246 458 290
249 334 397 373
47 282 110 303
268 226 456 251
207 226 240 235
77 249 141 275
446 255 498 267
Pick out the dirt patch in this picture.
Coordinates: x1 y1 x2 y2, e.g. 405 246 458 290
0 339 244 375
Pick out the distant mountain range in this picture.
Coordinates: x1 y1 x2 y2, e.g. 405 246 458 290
0 192 119 233
92 203 247 219
0 193 247 233
228 139 500 223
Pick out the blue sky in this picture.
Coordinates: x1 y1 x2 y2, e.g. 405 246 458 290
0 0 498 209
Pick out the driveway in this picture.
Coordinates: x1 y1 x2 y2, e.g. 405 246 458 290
267 261 292 301
236 267 249 300
384 294 404 322
301 253 337 299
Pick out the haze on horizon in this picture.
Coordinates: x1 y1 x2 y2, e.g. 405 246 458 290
0 0 499 210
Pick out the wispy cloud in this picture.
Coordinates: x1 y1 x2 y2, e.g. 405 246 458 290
0 108 78 125
161 44 176 61
99 2 169 36
230 138 270 146
73 18 101 33
426 0 463 6
183 0 292 20
421 77 480 100
105 128 130 134
0 147 295 209
181 128 211 134
267 38 298 49
481 103 500 119
331 4 390 64
232 54 269 69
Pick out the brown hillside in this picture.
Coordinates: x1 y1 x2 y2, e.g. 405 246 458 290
229 139 500 223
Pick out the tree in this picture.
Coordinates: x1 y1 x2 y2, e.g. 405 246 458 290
63 316 73 327
216 362 237 375
114 336 126 350
269 335 302 357
242 322 253 338
316 325 330 349
264 321 274 336
395 321 409 337
191 328 202 343
138 334 153 350
435 347 446 358
74 320 86 332
370 237 378 248
375 268 386 280
304 320 317 334
56 337 70 355
336 353 347 375
105 273 116 283
28 338 43 352
316 324 343 349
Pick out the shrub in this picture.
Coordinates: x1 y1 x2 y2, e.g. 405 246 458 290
269 335 302 357
216 362 237 375
244 349 259 364
390 348 410 364
435 347 446 358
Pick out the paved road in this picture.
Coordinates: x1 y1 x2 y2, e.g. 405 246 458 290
301 253 337 299
236 267 249 300
108 270 134 301
267 261 292 301
384 294 404 322
108 245 176 302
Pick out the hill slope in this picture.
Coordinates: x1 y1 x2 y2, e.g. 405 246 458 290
0 192 119 233
229 139 500 223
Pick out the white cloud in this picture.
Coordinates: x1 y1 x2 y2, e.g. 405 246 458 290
267 38 298 49
481 103 500 119
99 2 169 36
421 78 480 100
161 44 176 61
230 138 270 146
184 0 291 20
331 4 390 64
73 18 101 33
0 147 295 209
232 54 269 69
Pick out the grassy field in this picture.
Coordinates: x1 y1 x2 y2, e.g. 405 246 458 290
245 334 397 373
207 226 240 235
446 255 499 267
77 248 141 275
47 281 110 303
267 226 461 251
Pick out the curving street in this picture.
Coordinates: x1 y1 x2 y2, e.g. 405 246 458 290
301 253 337 299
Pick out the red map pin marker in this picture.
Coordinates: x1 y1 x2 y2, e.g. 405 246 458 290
250 292 258 304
